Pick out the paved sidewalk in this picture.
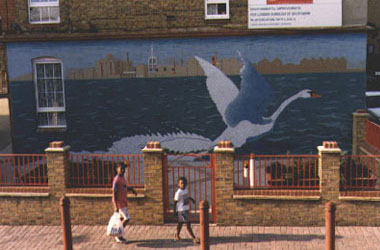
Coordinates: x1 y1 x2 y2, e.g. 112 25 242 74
1 225 380 250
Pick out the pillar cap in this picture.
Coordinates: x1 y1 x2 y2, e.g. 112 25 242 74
146 141 161 149
318 145 341 154
214 140 234 152
353 110 370 117
217 140 232 148
214 146 234 153
45 141 70 152
143 141 163 153
142 147 164 153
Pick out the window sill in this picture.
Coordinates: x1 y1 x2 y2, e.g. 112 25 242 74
37 127 66 133
29 21 61 25
205 16 230 20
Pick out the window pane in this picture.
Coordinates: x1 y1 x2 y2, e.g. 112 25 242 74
37 79 46 93
41 7 50 22
217 4 227 14
46 79 54 93
58 112 66 125
38 113 49 126
45 64 54 78
53 79 62 92
30 7 41 22
38 112 66 127
207 4 218 15
48 112 65 126
49 7 60 21
56 93 65 107
48 112 56 125
47 93 55 107
36 64 45 78
53 63 61 78
38 93 48 107
31 0 50 3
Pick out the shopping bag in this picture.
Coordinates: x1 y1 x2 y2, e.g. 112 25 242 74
106 212 125 237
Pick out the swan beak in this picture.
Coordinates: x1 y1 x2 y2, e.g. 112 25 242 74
311 91 321 98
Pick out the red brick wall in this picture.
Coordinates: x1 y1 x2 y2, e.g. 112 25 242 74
2 142 380 226
0 0 16 33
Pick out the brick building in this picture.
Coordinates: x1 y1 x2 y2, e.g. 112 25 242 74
0 0 372 155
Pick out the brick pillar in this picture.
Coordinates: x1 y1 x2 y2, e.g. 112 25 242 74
318 141 341 203
352 110 370 155
142 141 164 225
213 141 234 225
45 141 71 199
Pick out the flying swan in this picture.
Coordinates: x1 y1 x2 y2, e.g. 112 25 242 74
87 54 320 154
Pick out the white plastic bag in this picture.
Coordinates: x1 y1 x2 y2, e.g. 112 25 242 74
106 212 125 237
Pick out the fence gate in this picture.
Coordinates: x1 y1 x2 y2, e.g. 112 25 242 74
163 154 216 223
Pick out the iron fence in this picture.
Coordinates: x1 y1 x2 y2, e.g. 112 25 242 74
163 154 216 223
234 154 319 190
69 154 144 188
340 155 380 190
0 154 48 186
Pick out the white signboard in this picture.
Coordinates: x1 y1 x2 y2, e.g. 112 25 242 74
249 0 342 29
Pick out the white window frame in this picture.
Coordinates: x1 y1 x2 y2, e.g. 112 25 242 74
33 58 66 129
28 0 60 24
205 0 230 20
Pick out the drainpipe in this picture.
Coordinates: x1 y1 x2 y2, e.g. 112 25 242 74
5 0 9 32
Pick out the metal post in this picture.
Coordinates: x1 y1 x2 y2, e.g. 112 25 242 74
60 196 73 250
200 200 210 250
249 153 255 188
325 201 336 250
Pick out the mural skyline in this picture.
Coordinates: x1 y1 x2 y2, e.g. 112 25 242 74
7 33 366 81
12 52 358 81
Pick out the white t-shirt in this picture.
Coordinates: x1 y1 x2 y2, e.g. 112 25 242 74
174 188 189 212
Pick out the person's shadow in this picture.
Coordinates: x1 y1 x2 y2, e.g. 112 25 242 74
135 233 342 248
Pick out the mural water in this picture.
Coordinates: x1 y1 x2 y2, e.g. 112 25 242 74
11 71 365 154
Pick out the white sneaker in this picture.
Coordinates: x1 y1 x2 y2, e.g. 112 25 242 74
115 237 127 243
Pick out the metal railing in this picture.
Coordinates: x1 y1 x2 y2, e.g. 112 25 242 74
69 154 144 188
163 154 216 223
234 154 320 189
0 154 48 186
366 120 380 152
340 155 380 190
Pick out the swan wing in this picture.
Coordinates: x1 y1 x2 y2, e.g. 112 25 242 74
195 56 239 124
223 55 274 126
72 131 214 154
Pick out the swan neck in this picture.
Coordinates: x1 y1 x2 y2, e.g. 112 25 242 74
270 93 301 121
